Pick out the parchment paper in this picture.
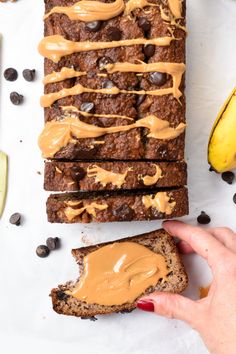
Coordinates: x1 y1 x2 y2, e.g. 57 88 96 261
0 0 236 353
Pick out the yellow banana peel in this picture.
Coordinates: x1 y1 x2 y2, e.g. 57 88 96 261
208 87 236 173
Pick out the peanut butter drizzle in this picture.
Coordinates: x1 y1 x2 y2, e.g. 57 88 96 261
43 0 125 22
65 201 108 221
87 165 131 188
124 0 158 15
42 62 184 101
61 105 134 121
141 164 163 186
106 61 185 99
168 0 182 19
38 115 186 158
67 242 168 306
44 0 162 22
43 67 86 84
41 82 183 108
142 192 176 215
38 35 176 63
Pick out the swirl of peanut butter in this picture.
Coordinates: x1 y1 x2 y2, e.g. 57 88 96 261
38 35 176 63
66 242 168 306
65 201 108 221
43 67 87 84
87 165 131 188
168 0 182 19
44 0 164 22
44 0 125 21
140 164 163 186
38 115 186 158
142 192 176 215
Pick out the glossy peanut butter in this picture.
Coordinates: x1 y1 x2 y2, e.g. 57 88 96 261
67 242 168 306
43 67 86 84
44 0 125 21
65 201 108 221
38 115 186 158
61 105 134 121
142 192 176 215
168 0 182 19
38 35 175 63
141 164 163 186
124 0 157 15
87 165 131 188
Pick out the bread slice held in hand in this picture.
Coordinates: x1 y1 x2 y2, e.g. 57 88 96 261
51 229 188 319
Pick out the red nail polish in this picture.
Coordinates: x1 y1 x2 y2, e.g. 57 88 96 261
137 300 154 312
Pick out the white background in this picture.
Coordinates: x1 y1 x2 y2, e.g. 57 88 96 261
0 0 236 353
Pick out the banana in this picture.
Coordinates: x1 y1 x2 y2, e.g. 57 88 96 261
208 87 236 173
0 151 8 218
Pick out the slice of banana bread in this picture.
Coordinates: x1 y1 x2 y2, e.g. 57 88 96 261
46 187 189 223
51 229 188 318
44 160 187 192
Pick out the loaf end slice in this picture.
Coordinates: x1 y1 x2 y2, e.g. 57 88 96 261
51 229 188 318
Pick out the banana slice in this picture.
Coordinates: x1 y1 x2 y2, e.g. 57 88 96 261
208 87 236 173
0 151 8 218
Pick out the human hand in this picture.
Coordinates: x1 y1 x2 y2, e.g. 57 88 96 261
137 221 236 354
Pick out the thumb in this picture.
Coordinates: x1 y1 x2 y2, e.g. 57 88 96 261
137 292 199 326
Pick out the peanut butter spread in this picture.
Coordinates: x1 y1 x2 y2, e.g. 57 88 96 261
38 35 176 63
43 67 86 84
87 165 131 188
43 0 181 22
141 164 163 186
42 62 185 102
61 105 134 121
142 192 176 215
67 242 168 306
65 201 108 221
38 115 186 158
168 0 182 19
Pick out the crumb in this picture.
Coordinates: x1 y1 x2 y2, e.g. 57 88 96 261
37 171 42 175
19 140 23 143
81 234 93 246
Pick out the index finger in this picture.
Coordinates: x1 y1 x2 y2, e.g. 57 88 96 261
163 221 228 268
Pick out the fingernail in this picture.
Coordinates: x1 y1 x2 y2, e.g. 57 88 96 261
137 300 154 312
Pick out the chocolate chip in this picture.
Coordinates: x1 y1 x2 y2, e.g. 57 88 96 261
80 102 95 113
97 57 113 70
9 212 21 226
23 69 36 82
137 94 146 106
46 237 60 251
107 27 122 41
4 68 18 81
143 44 155 57
85 20 102 32
138 17 151 33
10 92 24 105
233 193 236 204
113 204 134 221
57 291 69 301
81 316 98 321
71 166 86 182
36 245 50 258
102 79 114 89
221 171 235 185
197 211 211 225
149 72 167 86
